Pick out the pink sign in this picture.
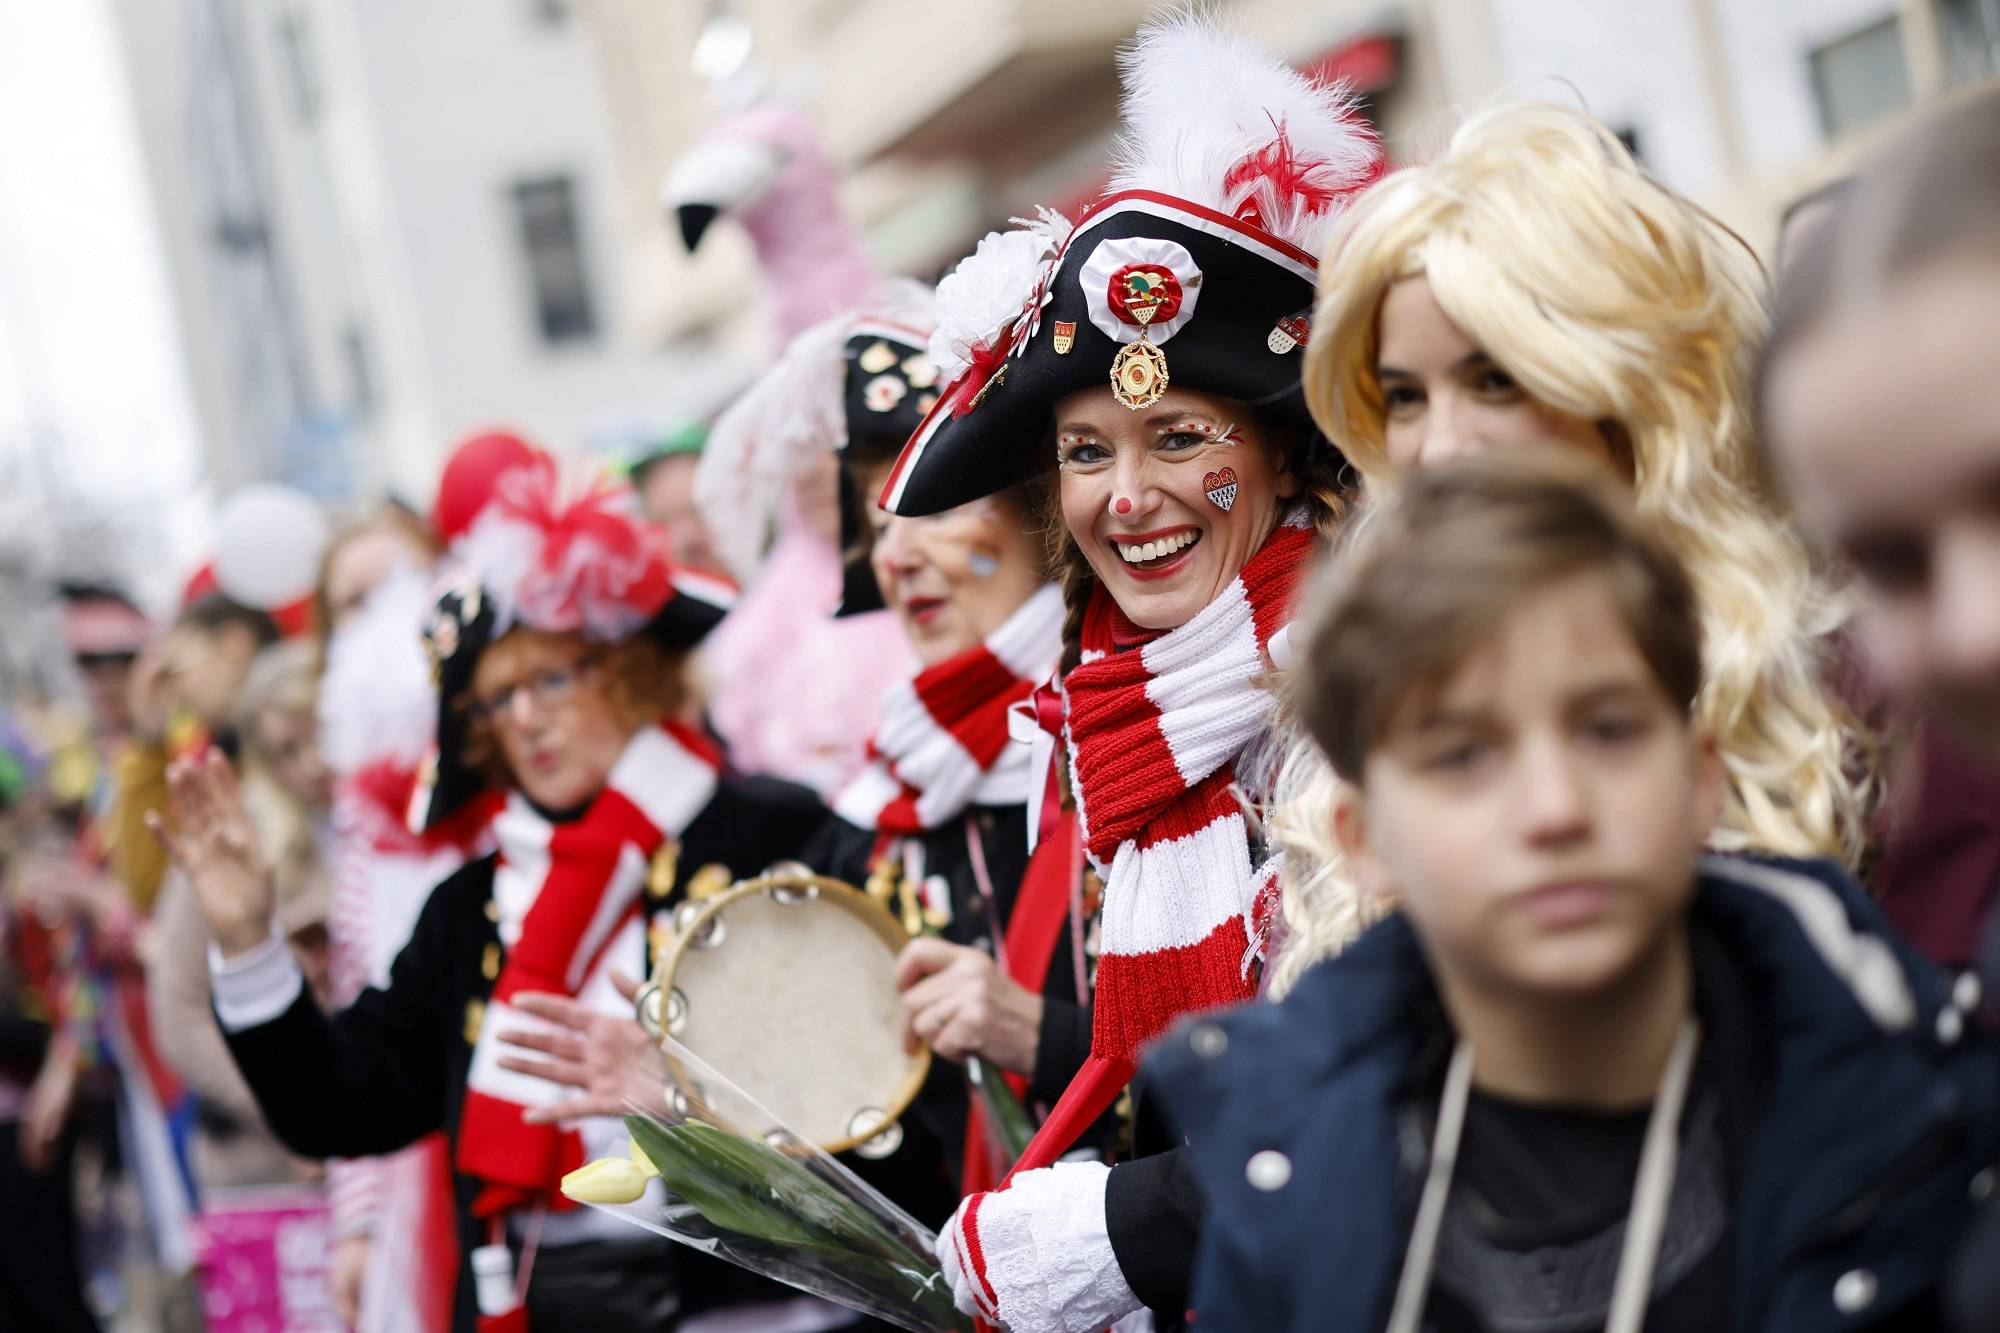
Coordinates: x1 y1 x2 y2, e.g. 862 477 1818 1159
196 1186 344 1333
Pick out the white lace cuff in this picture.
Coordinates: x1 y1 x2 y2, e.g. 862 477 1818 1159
937 1160 1143 1332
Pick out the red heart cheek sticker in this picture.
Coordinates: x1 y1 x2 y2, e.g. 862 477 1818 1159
1203 466 1239 512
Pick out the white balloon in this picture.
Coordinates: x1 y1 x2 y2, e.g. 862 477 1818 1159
213 483 331 610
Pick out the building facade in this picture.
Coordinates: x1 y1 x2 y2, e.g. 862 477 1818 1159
578 0 2000 364
109 0 706 506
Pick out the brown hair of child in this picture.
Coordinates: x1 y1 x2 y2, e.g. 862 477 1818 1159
1294 449 1703 782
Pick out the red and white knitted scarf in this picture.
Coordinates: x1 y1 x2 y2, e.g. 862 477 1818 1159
1065 511 1314 1063
457 721 719 1217
833 584 1063 837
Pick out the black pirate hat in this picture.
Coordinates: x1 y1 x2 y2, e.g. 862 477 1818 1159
882 14 1382 516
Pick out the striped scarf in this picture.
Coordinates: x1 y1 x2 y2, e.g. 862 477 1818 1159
456 721 719 1216
833 584 1063 836
1066 511 1313 1063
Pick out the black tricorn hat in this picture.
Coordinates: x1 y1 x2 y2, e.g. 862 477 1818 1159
881 193 1323 516
843 322 941 452
693 283 937 617
879 13 1381 517
412 569 731 832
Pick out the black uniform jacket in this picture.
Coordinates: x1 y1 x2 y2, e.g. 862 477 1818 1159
220 774 826 1332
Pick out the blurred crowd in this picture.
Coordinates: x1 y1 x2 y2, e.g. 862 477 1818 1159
0 420 864 1331
6 13 2000 1333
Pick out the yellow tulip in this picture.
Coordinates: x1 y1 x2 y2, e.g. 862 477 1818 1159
560 1156 650 1205
628 1137 661 1178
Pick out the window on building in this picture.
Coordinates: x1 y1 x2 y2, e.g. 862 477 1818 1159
1939 0 2000 85
510 176 598 345
275 9 322 125
1810 16 1913 138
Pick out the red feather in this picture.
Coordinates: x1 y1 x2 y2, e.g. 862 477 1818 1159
1223 115 1380 231
489 453 673 635
948 335 1018 420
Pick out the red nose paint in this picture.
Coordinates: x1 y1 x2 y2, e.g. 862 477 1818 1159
1114 497 1132 515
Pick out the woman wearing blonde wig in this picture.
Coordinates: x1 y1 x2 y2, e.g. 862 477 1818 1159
1268 101 1869 993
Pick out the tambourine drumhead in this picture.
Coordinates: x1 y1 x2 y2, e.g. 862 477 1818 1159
654 874 928 1154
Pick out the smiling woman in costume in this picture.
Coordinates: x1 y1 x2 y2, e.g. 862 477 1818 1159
155 453 827 1332
879 15 1382 1330
695 280 1095 1221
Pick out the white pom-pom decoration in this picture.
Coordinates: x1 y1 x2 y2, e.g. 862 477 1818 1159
929 208 1071 386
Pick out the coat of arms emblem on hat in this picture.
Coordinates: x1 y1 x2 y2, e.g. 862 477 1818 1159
1080 237 1204 411
1267 312 1312 355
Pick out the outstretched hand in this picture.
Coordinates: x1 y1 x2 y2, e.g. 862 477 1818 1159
149 747 275 958
496 969 657 1125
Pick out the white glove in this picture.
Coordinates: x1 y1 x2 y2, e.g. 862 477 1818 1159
936 1160 1144 1332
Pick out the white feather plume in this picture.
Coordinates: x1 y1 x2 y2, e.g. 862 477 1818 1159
1108 10 1380 257
929 206 1072 385
696 279 935 584
316 559 438 776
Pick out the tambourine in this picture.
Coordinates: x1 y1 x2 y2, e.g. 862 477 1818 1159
636 871 927 1157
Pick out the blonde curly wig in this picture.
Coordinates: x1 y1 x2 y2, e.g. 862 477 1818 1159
1269 102 1873 996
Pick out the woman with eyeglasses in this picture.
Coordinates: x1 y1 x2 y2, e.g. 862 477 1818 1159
153 452 829 1332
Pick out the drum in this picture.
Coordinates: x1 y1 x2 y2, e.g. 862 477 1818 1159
642 872 928 1156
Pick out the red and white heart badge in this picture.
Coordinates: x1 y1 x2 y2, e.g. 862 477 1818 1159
1204 466 1239 511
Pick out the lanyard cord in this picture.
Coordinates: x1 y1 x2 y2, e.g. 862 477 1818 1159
969 810 1089 1011
963 813 1006 972
1384 1018 1701 1333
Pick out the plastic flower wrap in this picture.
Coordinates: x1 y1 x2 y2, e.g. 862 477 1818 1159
562 1035 969 1333
968 1053 1035 1167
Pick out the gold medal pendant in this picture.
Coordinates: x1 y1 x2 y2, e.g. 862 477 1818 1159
1111 336 1169 409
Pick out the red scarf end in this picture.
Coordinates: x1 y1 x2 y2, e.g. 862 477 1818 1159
459 1090 585 1217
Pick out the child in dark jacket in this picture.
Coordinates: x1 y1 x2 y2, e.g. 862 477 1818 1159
1151 452 1999 1332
